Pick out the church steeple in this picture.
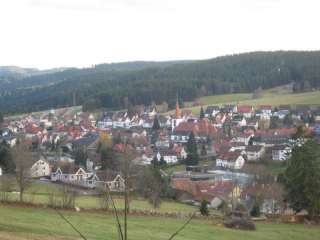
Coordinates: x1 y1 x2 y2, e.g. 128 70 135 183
175 95 181 119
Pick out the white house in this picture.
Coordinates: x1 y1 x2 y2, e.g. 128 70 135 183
205 106 220 118
216 151 245 169
271 145 291 161
156 150 178 164
245 145 265 162
30 157 51 178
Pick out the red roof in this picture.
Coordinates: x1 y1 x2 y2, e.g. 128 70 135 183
172 179 236 201
218 151 242 161
237 105 253 114
174 120 216 136
113 143 134 152
259 105 272 110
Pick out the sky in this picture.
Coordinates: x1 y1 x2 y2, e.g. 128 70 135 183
0 0 319 69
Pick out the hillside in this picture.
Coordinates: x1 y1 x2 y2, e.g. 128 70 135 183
1 51 320 114
0 205 319 240
169 89 320 115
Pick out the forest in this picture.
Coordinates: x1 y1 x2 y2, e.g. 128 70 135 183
0 51 320 114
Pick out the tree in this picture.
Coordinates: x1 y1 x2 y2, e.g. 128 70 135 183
200 200 209 216
284 140 320 220
269 116 282 129
152 116 161 131
200 107 205 119
73 147 88 167
0 112 3 124
0 142 15 174
159 156 166 166
283 114 293 126
138 166 164 209
100 145 116 170
12 141 33 202
186 132 199 166
250 195 262 217
200 144 207 156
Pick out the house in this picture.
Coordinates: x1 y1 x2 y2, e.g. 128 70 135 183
216 151 245 169
234 131 254 145
274 110 290 119
51 167 92 184
205 106 220 118
232 115 246 127
30 157 51 178
172 146 188 160
313 108 320 122
171 120 216 143
156 149 179 164
222 105 237 114
271 145 291 161
259 105 272 115
96 112 114 129
172 178 241 208
237 105 254 118
245 145 265 162
246 119 259 130
95 171 125 192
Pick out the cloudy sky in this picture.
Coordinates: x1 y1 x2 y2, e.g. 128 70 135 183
0 0 319 69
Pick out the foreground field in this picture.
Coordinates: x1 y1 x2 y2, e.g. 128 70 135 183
3 181 196 213
0 205 319 240
167 90 320 115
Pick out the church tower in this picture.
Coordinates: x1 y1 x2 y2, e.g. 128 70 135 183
171 95 184 131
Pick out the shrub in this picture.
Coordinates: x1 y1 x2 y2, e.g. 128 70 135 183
199 200 209 216
224 219 256 231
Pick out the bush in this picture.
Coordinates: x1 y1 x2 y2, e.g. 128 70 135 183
224 219 256 231
199 200 209 216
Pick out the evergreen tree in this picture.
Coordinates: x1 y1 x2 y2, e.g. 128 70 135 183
200 106 205 119
283 114 293 126
159 156 166 166
0 112 3 124
151 156 159 168
186 132 199 166
73 147 88 167
152 116 161 131
284 140 320 219
0 142 15 173
100 145 116 170
200 200 209 216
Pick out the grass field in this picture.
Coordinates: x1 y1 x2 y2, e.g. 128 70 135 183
2 181 195 213
167 90 320 115
0 205 319 240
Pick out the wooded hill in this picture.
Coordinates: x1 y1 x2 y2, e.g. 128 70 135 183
1 51 320 114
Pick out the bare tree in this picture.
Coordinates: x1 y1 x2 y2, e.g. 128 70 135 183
0 174 14 202
137 166 164 208
12 141 33 202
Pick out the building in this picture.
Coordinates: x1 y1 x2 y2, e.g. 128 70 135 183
216 151 245 169
271 145 291 161
171 98 185 131
245 145 265 162
30 157 51 178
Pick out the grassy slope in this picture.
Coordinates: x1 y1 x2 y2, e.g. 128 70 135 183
3 182 195 213
0 205 320 240
167 90 320 116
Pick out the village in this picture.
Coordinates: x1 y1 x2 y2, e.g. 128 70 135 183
1 100 320 215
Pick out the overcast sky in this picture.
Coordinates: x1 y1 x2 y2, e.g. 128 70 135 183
0 0 319 69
